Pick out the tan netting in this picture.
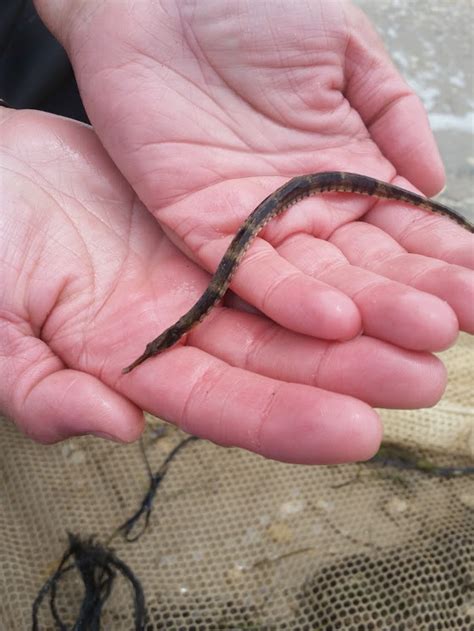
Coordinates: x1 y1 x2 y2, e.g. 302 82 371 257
1 334 473 630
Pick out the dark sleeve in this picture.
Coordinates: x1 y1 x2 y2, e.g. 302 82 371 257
0 0 89 123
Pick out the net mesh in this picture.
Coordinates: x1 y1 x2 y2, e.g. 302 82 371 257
1 333 473 630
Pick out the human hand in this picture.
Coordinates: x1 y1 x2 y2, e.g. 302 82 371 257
0 108 450 463
34 0 474 353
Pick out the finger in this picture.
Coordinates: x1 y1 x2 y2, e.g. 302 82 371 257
276 234 459 351
199 235 362 342
362 178 474 269
330 221 474 334
189 307 447 409
119 346 381 465
345 5 445 195
0 324 144 443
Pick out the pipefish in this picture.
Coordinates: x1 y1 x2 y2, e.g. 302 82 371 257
123 171 473 374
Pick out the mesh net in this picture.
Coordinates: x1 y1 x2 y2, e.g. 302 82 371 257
1 333 473 630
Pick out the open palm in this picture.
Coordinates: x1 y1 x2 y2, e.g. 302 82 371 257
0 109 455 464
4 1 472 463
36 0 474 352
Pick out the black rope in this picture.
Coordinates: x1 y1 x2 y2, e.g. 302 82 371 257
32 533 145 631
31 434 199 630
117 435 199 542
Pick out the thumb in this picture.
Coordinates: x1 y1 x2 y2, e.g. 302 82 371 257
344 4 445 196
1 324 144 443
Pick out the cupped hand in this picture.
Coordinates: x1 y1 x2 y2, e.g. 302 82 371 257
0 108 450 463
34 0 474 352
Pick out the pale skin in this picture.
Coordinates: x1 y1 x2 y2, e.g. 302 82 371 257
0 0 472 464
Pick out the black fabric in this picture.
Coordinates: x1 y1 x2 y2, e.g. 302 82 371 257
0 0 88 123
